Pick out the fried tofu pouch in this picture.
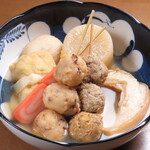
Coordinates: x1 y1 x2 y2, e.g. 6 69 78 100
10 51 56 81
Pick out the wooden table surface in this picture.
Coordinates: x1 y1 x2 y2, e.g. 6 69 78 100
0 0 150 150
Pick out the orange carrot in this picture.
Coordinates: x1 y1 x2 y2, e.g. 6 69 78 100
13 83 47 124
41 66 56 85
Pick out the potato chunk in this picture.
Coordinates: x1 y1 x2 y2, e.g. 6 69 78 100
22 34 62 63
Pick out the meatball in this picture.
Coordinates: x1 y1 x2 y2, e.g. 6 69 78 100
54 54 88 87
10 51 56 81
43 83 80 116
69 112 103 142
79 83 105 113
33 109 68 141
83 55 108 85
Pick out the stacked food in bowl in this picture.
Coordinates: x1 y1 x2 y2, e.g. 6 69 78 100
0 1 150 150
2 10 149 143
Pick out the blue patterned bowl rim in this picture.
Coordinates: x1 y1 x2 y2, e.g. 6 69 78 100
0 0 150 147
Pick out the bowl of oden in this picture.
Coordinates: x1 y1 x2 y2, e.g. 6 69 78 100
0 1 150 150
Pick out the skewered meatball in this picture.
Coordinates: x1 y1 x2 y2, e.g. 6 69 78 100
79 83 105 113
69 112 103 142
33 109 68 141
54 54 88 87
43 82 80 116
83 55 108 85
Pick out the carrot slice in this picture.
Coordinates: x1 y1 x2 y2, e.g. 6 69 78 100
13 83 47 124
13 67 56 124
41 66 56 85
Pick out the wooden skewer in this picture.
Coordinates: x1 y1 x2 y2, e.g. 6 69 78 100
89 24 94 55
76 10 95 55
78 25 107 56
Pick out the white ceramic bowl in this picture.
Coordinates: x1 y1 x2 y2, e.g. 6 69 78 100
0 1 150 150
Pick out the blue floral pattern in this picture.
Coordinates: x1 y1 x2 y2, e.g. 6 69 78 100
0 23 25 60
0 39 5 59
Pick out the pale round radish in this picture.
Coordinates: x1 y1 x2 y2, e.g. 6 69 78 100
62 24 113 67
